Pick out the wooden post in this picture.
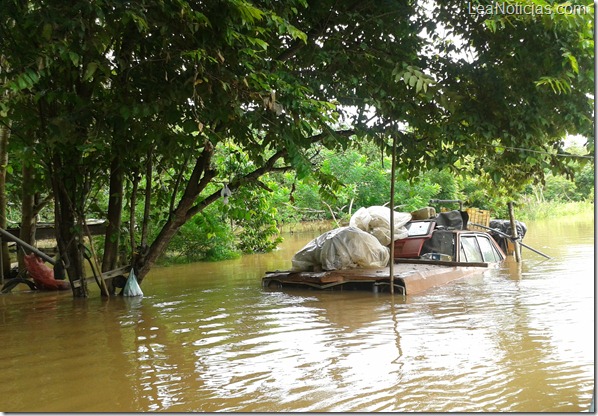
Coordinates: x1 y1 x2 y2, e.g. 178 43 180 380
83 221 110 297
0 235 3 285
389 136 397 294
0 122 10 281
508 201 521 262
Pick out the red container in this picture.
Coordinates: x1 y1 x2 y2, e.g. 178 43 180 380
393 220 435 259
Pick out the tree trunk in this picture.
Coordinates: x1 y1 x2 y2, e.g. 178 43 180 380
51 153 87 297
131 153 153 276
140 151 152 250
0 121 11 281
129 168 140 263
137 141 216 282
135 145 289 282
102 157 123 272
18 163 37 271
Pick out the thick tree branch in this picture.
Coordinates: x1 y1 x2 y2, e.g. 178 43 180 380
184 128 356 219
32 193 53 217
137 141 216 281
309 128 355 144
185 148 288 220
169 153 189 217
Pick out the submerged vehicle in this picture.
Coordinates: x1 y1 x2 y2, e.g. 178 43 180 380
262 210 508 295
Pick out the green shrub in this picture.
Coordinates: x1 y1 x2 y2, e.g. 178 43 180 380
224 184 283 253
160 209 240 264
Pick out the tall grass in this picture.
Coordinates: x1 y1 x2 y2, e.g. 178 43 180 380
515 198 594 222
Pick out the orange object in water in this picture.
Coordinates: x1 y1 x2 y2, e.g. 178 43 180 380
23 253 70 291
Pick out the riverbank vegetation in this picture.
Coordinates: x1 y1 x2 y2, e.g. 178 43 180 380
156 140 593 264
6 138 590 265
0 1 593 292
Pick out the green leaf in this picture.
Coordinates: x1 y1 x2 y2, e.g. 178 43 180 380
17 76 28 90
42 23 53 40
484 19 497 32
248 37 268 50
563 51 579 74
287 24 307 43
233 0 264 24
83 62 98 81
69 51 80 67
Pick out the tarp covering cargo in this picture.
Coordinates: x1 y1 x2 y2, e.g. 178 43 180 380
291 226 390 271
489 219 527 239
349 206 412 246
488 219 528 253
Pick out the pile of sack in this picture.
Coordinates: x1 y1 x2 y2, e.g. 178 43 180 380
291 206 411 271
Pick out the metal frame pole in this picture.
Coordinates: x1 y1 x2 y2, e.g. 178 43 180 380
389 135 397 294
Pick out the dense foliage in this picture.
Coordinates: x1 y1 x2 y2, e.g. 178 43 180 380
0 0 593 292
162 141 592 264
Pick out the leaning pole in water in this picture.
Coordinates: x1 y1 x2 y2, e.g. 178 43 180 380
0 227 56 265
389 135 397 295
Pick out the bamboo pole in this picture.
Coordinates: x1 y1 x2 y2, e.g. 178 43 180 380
82 221 110 297
389 136 396 294
508 202 521 262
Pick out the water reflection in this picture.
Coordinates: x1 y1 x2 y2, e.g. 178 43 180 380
0 216 593 412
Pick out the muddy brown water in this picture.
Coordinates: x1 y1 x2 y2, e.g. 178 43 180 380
0 215 594 412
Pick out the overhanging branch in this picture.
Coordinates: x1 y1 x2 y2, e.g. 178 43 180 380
184 128 356 220
185 148 288 219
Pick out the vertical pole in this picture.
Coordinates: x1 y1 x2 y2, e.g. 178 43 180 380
508 201 521 262
0 236 3 285
389 136 397 294
0 121 10 281
83 221 110 297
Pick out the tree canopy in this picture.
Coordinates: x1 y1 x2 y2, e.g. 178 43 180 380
0 0 593 294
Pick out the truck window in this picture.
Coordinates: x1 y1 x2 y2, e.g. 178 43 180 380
421 231 455 258
477 236 499 262
460 236 483 262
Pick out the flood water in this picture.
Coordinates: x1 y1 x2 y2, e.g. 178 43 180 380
0 214 594 412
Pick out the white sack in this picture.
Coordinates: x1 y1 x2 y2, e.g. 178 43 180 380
291 226 390 271
349 207 372 231
290 229 334 271
350 205 412 246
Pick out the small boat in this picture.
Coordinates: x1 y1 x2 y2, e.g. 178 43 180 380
262 213 507 295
